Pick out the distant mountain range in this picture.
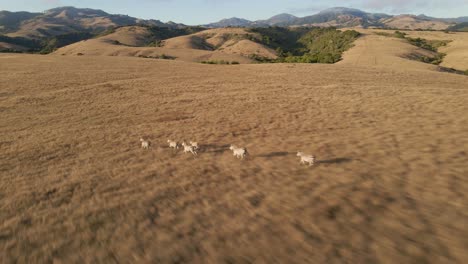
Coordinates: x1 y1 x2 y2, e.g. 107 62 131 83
0 6 185 39
1 6 467 43
205 7 468 30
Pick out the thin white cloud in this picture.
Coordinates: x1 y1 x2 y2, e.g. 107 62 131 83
361 0 468 14
288 0 468 16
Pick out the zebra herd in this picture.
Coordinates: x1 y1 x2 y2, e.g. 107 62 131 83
140 138 315 166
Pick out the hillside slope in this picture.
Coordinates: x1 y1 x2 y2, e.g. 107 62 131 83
336 28 468 73
54 27 278 63
161 28 278 59
98 26 156 46
339 30 438 70
381 15 453 30
0 11 41 33
397 30 468 71
54 25 467 71
0 41 29 51
448 22 468 32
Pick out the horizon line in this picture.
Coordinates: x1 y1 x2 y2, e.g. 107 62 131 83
1 5 466 25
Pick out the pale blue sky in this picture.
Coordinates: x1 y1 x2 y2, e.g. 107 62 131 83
1 0 467 24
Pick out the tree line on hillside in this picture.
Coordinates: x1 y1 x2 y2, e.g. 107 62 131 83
447 22 468 32
249 27 360 63
374 30 451 65
0 32 96 53
0 25 206 54
138 25 205 47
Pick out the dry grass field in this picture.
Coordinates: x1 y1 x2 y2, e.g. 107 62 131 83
1 50 468 263
400 30 468 71
379 15 452 31
338 31 437 70
355 29 468 72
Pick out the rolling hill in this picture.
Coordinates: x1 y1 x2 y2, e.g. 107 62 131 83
0 11 41 33
53 27 266 64
0 7 189 53
161 28 277 59
53 26 365 64
45 24 468 73
448 22 468 32
381 15 452 30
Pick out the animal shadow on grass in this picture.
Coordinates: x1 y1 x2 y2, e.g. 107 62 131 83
203 144 231 154
257 151 292 158
316 157 352 164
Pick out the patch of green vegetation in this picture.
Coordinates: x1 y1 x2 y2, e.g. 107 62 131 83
1 25 207 54
93 25 206 48
147 40 163 47
414 53 446 65
394 31 407 38
39 31 93 54
374 30 451 66
405 37 451 52
404 37 450 65
248 54 275 63
0 48 24 53
1 31 95 54
138 25 206 47
200 60 240 65
374 30 406 38
295 28 360 63
0 34 41 52
374 31 394 37
249 27 309 55
375 30 451 52
447 22 468 32
94 27 116 38
248 27 360 64
138 54 176 60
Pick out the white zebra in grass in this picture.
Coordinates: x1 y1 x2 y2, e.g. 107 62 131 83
189 141 199 150
230 145 248 159
140 138 150 149
167 140 179 150
182 142 198 155
297 152 315 166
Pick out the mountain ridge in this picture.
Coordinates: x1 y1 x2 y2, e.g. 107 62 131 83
204 7 463 30
2 6 466 34
0 6 185 39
